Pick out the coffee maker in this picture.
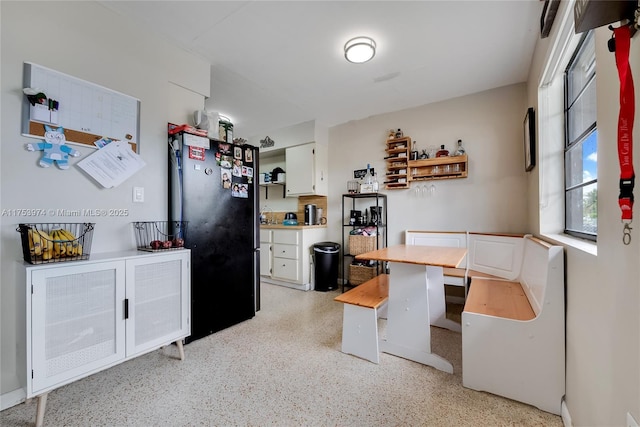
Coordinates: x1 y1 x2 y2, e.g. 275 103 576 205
370 206 383 225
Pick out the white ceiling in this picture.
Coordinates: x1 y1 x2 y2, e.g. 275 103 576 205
98 1 544 138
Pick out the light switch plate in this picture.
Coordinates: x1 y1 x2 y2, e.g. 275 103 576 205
133 187 144 203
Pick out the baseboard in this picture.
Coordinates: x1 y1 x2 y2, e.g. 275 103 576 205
561 397 572 426
261 277 310 291
1 387 26 411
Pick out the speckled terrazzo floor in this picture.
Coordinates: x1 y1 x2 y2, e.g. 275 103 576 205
1 282 562 427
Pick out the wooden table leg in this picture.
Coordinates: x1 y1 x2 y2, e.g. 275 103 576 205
35 393 48 427
176 340 185 361
381 262 453 373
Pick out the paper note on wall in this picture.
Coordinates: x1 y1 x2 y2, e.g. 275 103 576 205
77 141 146 188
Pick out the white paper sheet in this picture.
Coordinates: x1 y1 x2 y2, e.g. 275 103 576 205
77 141 146 188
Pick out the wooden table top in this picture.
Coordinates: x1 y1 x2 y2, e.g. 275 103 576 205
355 244 467 268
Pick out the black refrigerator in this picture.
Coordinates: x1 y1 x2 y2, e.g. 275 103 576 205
168 129 260 344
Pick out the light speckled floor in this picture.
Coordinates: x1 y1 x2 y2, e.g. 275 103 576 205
1 282 562 426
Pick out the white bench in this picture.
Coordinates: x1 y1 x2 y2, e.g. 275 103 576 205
334 274 389 364
404 231 525 295
462 236 565 415
404 230 468 289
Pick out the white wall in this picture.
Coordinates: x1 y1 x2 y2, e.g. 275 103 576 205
0 1 209 405
526 2 640 424
326 83 529 247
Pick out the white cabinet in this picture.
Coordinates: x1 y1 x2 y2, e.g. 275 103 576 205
259 229 272 277
272 230 301 282
285 142 328 196
21 250 190 426
260 227 327 291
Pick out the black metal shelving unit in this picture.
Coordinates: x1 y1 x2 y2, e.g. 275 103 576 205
341 193 388 292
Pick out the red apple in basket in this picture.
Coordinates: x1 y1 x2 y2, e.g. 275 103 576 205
162 240 173 248
172 237 184 247
150 240 162 250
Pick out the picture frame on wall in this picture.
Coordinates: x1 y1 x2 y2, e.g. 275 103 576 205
524 107 536 172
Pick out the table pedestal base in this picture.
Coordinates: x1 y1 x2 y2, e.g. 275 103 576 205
383 262 454 373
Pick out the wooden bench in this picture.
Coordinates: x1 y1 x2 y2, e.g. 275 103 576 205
334 274 389 364
462 236 565 415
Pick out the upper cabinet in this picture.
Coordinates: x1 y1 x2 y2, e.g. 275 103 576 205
285 142 328 196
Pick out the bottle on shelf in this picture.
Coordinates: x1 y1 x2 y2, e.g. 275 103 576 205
454 139 466 156
364 164 373 185
373 172 379 192
411 140 418 160
395 128 403 139
436 144 449 157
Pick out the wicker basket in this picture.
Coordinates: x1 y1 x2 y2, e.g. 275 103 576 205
17 223 94 264
349 264 377 285
348 234 377 255
133 221 188 252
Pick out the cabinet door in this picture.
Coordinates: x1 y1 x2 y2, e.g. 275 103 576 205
285 143 315 196
273 243 299 260
260 243 272 276
125 252 190 358
272 257 300 282
30 260 126 396
273 229 300 245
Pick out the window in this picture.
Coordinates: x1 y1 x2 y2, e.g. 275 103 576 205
564 31 597 241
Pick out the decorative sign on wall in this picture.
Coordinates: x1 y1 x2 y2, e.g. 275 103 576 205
21 62 140 152
260 136 275 148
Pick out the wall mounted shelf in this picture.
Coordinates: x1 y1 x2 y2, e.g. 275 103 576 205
408 155 468 181
384 137 410 189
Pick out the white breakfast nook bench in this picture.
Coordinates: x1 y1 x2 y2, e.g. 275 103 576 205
336 231 565 415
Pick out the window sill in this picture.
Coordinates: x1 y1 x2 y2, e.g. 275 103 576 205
540 233 597 256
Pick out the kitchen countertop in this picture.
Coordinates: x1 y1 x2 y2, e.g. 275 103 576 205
260 224 327 230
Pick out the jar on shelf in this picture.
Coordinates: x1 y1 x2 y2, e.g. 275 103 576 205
435 145 449 157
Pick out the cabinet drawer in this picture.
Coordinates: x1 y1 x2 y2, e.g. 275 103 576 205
273 229 299 245
273 243 298 260
272 257 299 282
259 229 272 243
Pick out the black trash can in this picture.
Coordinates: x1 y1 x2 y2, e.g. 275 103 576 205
313 242 340 291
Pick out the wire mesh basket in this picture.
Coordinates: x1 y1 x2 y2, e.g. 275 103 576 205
133 221 188 252
17 223 95 264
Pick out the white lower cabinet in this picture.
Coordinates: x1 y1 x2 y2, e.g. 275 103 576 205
259 229 272 277
22 250 190 426
260 228 327 291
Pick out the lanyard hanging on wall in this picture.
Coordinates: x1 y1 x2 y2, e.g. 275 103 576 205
612 25 635 245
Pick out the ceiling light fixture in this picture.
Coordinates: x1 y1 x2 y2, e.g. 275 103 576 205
344 36 376 64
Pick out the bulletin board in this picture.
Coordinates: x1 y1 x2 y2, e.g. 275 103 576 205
21 62 140 152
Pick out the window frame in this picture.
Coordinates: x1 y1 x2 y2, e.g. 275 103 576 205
563 30 597 242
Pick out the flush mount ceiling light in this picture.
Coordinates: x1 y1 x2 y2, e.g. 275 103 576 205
344 36 376 64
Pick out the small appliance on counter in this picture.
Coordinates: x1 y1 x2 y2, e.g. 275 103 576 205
304 204 317 225
283 212 298 226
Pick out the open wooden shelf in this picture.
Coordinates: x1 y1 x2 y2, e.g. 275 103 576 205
408 155 468 181
384 137 410 189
